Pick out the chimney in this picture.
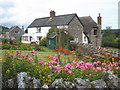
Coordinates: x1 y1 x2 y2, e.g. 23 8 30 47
97 13 102 29
50 10 55 17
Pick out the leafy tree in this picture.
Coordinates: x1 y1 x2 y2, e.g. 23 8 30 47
102 29 120 48
47 26 57 37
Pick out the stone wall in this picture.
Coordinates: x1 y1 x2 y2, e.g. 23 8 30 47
77 43 119 57
87 28 102 47
2 71 120 89
68 16 83 43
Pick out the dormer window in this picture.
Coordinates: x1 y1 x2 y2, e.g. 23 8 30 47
37 27 41 33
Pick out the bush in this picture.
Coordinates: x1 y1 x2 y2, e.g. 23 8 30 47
68 42 77 51
39 37 47 46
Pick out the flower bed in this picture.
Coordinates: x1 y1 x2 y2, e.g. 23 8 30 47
1 42 42 51
2 47 120 86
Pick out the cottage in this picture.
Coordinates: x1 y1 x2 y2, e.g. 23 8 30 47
0 26 24 40
22 11 102 47
8 26 24 40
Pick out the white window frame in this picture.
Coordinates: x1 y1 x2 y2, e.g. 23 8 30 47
36 27 41 33
22 36 28 41
74 37 78 43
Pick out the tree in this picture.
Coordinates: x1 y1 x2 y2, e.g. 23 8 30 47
47 26 57 37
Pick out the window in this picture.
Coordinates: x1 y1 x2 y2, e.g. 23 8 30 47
36 27 41 33
74 37 78 43
37 36 42 41
22 36 28 41
94 30 97 35
49 40 51 45
14 31 20 33
84 36 86 42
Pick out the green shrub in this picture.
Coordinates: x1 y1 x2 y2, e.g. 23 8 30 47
39 37 47 46
68 42 77 51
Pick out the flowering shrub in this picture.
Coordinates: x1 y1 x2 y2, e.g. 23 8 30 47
2 48 120 85
2 42 42 51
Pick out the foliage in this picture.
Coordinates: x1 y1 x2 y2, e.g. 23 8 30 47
0 26 9 34
102 29 120 48
47 26 57 37
1 40 42 51
39 37 47 46
2 47 120 85
68 42 77 51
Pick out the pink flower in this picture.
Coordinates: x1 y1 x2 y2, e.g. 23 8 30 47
76 61 84 68
108 67 112 71
102 67 106 70
67 70 72 74
73 60 77 64
64 63 74 70
52 66 62 73
85 63 93 67
116 67 120 70
52 55 58 61
31 50 35 53
39 60 44 65
32 53 36 56
87 74 92 77
112 62 117 66
96 67 102 70
80 66 86 71
118 60 120 64
97 61 101 64
102 63 107 66
20 54 28 58
28 57 33 62
93 62 98 65
51 60 59 64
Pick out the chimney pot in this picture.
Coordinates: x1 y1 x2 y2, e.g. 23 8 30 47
50 10 55 17
97 13 102 29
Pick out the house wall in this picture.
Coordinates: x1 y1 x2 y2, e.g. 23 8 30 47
87 28 101 47
68 16 83 43
22 27 50 44
28 27 50 38
9 27 24 40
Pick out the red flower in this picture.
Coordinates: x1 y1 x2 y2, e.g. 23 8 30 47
109 56 113 59
99 50 103 53
58 55 61 58
72 46 75 49
55 49 59 51
59 47 63 51
106 47 109 49
92 54 95 57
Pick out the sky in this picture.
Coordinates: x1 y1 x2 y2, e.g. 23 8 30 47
0 0 119 29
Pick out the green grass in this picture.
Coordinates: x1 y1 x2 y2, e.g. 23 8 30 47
0 47 75 64
107 47 120 51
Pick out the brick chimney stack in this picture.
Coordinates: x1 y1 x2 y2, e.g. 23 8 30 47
97 13 102 29
50 10 55 17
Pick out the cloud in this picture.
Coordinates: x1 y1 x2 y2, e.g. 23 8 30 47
0 0 119 29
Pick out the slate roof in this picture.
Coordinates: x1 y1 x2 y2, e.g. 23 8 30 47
9 26 24 32
28 14 83 28
48 32 56 39
79 16 98 34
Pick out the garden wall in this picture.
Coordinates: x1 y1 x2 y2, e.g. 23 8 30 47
2 71 120 89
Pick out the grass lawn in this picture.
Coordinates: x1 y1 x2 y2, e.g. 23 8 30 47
0 47 75 64
108 47 120 51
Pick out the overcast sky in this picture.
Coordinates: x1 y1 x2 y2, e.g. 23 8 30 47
0 0 119 29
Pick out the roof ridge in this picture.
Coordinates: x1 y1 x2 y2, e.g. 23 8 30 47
35 13 77 20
